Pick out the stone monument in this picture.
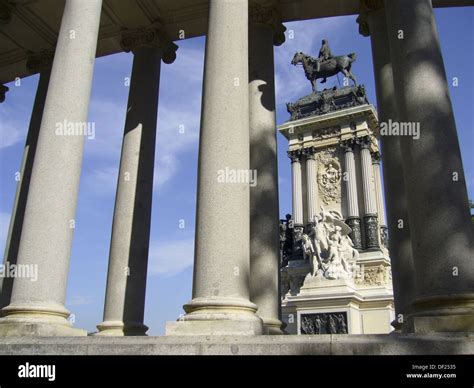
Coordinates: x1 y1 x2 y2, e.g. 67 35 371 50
279 42 394 335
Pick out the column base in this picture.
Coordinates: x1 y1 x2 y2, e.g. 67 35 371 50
165 296 264 336
95 320 148 336
402 294 474 333
261 317 285 335
0 303 86 337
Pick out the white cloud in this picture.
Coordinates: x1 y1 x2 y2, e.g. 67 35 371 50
0 107 24 149
0 123 22 149
148 237 194 277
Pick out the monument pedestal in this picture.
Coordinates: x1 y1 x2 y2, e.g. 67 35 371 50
279 89 394 336
281 250 394 335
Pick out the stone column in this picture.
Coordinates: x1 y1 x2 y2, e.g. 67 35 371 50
248 4 284 335
0 0 102 337
385 0 474 333
288 150 304 227
96 27 177 336
303 147 318 224
357 0 417 330
0 51 53 309
340 140 362 250
371 151 387 243
359 136 379 250
166 0 263 336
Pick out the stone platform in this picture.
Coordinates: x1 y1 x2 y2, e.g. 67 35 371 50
0 333 472 355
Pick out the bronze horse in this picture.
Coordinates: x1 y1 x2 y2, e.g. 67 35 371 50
291 52 357 93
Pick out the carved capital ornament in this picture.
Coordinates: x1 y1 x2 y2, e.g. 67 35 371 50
120 23 178 64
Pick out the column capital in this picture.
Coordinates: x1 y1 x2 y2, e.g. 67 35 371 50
357 135 371 150
356 0 384 37
371 150 381 164
249 2 286 46
302 146 316 160
340 138 356 153
0 84 9 103
26 50 55 74
287 149 302 163
120 23 178 64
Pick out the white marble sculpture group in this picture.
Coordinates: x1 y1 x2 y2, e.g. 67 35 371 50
302 207 360 280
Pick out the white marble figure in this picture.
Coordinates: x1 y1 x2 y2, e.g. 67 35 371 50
302 233 321 278
304 206 360 280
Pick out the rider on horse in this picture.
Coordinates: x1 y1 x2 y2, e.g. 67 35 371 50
316 39 334 83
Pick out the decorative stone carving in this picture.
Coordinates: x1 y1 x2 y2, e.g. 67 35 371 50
340 138 355 153
301 312 348 334
302 146 316 160
26 50 54 74
316 147 341 205
356 264 387 286
120 23 178 64
305 207 360 280
312 125 341 141
287 85 369 120
380 225 388 247
371 150 381 164
346 217 362 250
279 214 293 267
363 214 379 249
279 213 306 265
249 2 286 46
357 135 372 150
287 149 302 163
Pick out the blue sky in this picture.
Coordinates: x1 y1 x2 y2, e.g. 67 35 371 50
0 8 472 335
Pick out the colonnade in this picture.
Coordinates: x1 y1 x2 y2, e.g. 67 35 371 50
0 0 471 336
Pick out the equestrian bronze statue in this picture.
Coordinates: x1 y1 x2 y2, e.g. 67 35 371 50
291 40 357 93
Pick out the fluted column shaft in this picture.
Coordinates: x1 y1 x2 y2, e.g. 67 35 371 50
0 0 102 337
371 153 385 226
304 148 318 223
166 0 263 336
289 150 303 226
341 141 362 250
359 137 379 249
248 10 283 334
385 0 474 333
